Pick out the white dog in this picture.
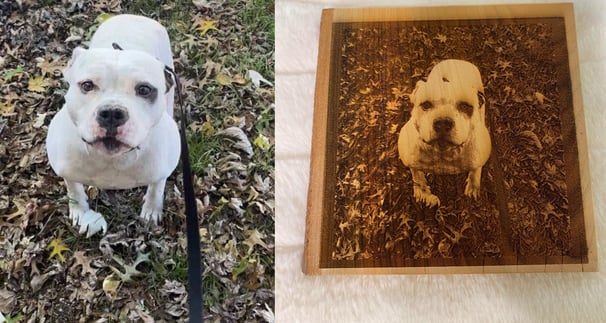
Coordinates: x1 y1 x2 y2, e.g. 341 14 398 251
398 59 491 207
46 15 180 237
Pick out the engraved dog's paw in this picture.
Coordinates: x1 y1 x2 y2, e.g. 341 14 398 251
413 186 441 207
464 178 481 200
71 209 108 238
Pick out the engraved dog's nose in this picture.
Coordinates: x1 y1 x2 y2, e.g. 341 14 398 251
433 118 454 134
97 108 128 129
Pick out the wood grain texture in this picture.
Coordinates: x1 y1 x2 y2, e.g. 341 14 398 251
304 4 597 275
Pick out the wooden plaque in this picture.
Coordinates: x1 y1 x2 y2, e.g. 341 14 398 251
304 4 597 274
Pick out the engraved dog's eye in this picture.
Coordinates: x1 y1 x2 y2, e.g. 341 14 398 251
420 101 433 111
135 84 153 97
79 80 95 93
457 101 474 117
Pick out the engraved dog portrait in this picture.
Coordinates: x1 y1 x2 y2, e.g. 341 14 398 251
398 59 491 207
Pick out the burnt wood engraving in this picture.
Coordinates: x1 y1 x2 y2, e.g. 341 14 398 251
305 5 597 274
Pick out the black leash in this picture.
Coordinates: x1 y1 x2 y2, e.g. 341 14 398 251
165 65 203 322
169 67 203 322
111 43 202 321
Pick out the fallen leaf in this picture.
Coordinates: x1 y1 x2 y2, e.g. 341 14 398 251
192 17 218 35
200 120 215 136
4 199 26 221
96 13 114 24
247 70 273 88
217 127 254 158
253 134 270 150
232 73 246 85
35 57 63 76
386 100 400 111
2 312 23 323
434 34 448 43
534 91 550 105
180 33 201 49
48 238 70 263
27 75 51 93
71 251 97 276
202 58 221 78
0 288 16 313
102 274 121 296
2 66 24 81
32 112 47 128
0 101 16 116
256 303 274 323
31 270 59 293
520 130 543 150
134 307 155 323
215 72 232 85
243 229 269 253
109 252 150 282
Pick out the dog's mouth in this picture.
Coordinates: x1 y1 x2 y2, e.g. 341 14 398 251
82 137 138 154
424 137 462 150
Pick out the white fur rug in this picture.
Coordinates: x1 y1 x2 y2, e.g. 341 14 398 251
275 0 606 322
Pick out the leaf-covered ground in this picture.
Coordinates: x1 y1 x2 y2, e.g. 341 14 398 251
0 0 274 321
326 19 585 267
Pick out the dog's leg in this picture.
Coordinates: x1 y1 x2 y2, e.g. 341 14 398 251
464 167 482 200
140 178 167 224
65 180 107 237
411 169 440 207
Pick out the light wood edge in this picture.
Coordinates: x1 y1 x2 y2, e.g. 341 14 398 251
303 8 336 275
563 4 599 273
303 3 598 275
311 264 591 275
329 3 576 22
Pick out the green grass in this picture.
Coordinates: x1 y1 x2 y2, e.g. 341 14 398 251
149 249 190 286
187 130 222 176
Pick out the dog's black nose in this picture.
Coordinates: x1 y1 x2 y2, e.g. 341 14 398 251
97 108 128 129
433 118 454 133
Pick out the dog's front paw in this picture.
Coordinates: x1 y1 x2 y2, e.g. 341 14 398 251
140 200 162 224
464 169 483 200
413 185 441 207
464 178 481 200
140 181 166 225
75 209 108 238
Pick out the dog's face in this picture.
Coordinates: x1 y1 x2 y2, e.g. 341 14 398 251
409 60 485 149
62 47 168 155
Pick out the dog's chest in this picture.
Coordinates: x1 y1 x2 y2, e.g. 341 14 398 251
67 151 159 189
414 145 471 174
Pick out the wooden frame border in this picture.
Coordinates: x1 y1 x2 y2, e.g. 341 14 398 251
304 3 597 275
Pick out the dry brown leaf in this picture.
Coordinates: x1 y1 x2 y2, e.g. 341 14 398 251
71 251 97 277
0 288 16 313
243 229 268 253
35 57 63 76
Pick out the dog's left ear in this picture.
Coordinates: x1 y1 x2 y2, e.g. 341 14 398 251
163 68 174 93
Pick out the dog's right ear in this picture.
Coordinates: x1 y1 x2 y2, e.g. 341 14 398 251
63 47 87 81
163 68 175 93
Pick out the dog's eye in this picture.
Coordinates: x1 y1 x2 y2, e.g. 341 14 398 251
135 84 153 97
457 102 474 116
79 80 96 93
420 101 433 110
